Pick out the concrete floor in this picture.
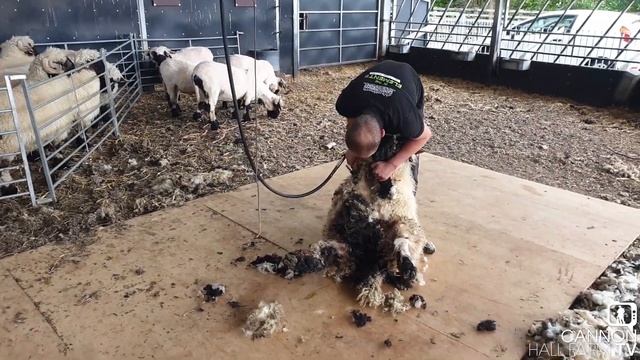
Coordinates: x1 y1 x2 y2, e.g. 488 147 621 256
2 154 639 360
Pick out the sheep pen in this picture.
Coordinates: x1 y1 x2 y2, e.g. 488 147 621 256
0 62 638 260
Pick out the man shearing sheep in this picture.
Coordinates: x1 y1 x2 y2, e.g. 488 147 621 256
335 60 432 186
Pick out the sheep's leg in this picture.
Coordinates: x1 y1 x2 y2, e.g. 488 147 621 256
0 165 18 196
96 102 111 129
169 85 181 117
193 85 204 121
164 82 180 117
385 219 429 290
163 82 173 113
231 97 246 120
207 91 220 131
242 104 252 123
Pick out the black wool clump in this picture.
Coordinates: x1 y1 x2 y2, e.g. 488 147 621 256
409 294 427 309
250 254 283 267
201 284 225 303
476 319 497 332
282 250 326 278
351 310 372 328
251 250 327 279
329 193 384 286
370 136 401 199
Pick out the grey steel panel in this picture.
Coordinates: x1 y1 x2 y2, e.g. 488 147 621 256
300 47 340 66
300 0 341 11
343 29 377 45
300 31 341 48
342 13 378 28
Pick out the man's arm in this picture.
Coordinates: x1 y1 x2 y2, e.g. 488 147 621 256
389 125 431 167
371 125 432 181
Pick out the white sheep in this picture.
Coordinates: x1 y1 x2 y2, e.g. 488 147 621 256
149 46 214 117
0 48 102 195
227 54 285 94
191 61 283 130
0 36 37 86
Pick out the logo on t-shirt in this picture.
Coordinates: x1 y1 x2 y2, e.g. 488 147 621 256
363 71 403 97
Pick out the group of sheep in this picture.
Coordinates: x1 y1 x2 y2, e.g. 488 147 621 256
149 45 285 130
0 35 126 196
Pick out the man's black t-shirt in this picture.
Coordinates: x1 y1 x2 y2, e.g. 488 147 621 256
335 60 425 140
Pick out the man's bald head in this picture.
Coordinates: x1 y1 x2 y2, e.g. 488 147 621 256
346 112 383 159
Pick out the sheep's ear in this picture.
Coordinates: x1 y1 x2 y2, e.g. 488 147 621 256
41 57 66 75
278 78 286 88
163 50 173 58
63 57 75 72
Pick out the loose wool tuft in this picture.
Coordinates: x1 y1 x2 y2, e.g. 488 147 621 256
242 301 285 339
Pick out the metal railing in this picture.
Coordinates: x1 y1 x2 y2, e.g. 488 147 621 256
0 36 141 205
0 77 37 205
388 0 640 73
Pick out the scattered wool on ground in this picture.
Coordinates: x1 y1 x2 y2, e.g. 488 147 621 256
243 301 285 339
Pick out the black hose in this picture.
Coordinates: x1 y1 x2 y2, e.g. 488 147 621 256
218 0 345 199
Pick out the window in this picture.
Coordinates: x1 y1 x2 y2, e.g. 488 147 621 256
511 15 577 34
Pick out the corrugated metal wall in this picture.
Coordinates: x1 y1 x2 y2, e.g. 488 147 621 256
144 0 277 51
0 0 280 65
0 0 382 74
0 0 139 42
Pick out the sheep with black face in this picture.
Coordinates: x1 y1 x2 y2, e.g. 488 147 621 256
192 61 283 130
149 46 214 117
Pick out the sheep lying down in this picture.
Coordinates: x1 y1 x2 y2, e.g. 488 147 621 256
251 137 434 308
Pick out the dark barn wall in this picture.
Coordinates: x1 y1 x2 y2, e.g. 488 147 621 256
144 0 278 58
0 0 293 72
0 0 139 42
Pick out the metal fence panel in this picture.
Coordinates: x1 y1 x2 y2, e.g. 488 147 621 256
298 0 380 69
389 0 640 73
0 76 37 205
0 37 142 205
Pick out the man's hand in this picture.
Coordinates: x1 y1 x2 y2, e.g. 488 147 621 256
371 161 397 181
345 150 362 168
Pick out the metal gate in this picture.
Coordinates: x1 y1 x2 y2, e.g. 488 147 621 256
0 37 141 205
297 0 381 69
388 0 640 74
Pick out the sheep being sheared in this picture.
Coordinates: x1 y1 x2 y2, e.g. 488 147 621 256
321 136 431 306
251 136 433 308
